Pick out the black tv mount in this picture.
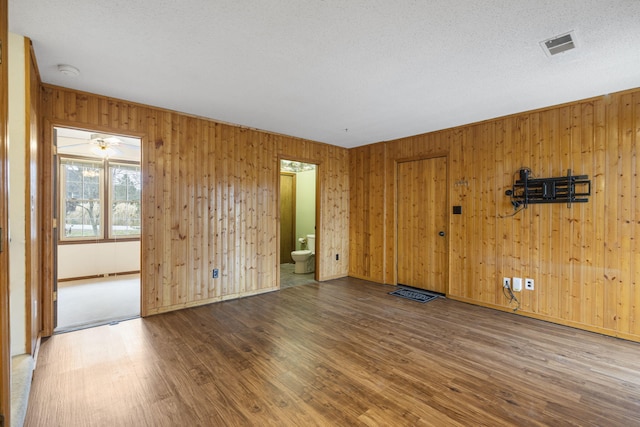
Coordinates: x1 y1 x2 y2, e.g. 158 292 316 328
505 168 591 209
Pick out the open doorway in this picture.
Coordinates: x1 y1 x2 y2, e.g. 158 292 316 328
280 159 318 289
54 127 141 332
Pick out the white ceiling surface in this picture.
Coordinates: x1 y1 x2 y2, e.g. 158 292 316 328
56 128 141 161
9 1 640 148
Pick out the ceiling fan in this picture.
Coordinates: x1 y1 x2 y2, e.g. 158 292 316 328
90 134 122 157
55 127 141 160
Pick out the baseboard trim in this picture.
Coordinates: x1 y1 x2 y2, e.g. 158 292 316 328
318 273 348 281
58 270 140 282
144 287 279 316
347 273 385 284
447 294 640 344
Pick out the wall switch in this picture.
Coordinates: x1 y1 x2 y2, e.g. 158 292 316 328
503 277 511 289
525 278 534 290
213 268 219 279
512 277 523 292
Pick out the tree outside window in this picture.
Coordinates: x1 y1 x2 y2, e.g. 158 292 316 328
61 159 102 239
60 157 141 241
110 163 141 237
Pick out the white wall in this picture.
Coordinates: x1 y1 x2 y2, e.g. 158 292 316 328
295 168 316 250
58 241 140 280
8 32 27 355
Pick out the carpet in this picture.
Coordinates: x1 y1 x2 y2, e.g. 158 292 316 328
389 287 441 303
57 274 140 332
11 354 34 427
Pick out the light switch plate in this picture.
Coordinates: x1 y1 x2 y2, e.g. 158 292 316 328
513 277 523 292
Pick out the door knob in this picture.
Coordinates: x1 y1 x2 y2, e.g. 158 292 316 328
438 231 445 237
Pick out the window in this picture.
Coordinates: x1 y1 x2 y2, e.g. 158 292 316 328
109 163 141 238
61 159 103 239
60 157 141 242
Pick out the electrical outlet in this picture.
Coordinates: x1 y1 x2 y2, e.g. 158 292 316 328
212 268 219 279
525 278 534 290
503 277 511 289
512 277 523 292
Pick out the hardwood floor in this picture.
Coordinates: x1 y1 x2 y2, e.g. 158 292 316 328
26 277 640 426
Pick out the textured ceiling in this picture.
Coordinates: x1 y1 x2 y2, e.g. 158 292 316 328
9 0 640 148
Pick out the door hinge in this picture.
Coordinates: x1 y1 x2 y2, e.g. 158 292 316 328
53 291 57 302
0 39 3 65
0 227 3 253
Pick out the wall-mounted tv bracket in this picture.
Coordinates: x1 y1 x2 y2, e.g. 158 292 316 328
505 168 591 209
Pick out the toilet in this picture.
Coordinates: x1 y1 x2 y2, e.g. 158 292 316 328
291 234 315 274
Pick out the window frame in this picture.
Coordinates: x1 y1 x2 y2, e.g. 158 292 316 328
108 161 142 240
58 156 105 242
58 154 141 244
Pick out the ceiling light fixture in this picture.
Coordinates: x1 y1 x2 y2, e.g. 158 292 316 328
90 144 116 158
57 64 80 77
90 134 121 158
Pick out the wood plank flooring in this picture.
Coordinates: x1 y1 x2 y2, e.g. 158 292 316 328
25 277 640 426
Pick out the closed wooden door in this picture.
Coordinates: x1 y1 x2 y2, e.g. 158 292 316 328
397 157 448 293
280 173 295 264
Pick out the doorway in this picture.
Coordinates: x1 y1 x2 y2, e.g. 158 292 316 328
279 160 318 289
54 127 142 331
397 156 448 293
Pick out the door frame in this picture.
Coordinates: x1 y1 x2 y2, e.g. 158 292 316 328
394 154 450 294
279 172 296 264
277 156 321 287
41 120 146 336
0 0 11 422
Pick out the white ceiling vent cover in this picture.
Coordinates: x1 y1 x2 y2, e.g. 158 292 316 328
540 31 577 56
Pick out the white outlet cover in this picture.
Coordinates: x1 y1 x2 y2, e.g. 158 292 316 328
525 278 535 290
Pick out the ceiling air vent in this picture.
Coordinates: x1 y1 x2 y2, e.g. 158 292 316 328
540 31 576 56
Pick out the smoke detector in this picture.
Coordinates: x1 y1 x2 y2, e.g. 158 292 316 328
57 64 80 77
540 31 576 57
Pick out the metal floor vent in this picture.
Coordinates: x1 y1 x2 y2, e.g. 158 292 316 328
541 31 576 56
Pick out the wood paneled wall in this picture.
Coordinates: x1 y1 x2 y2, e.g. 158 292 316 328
349 88 640 341
40 85 349 324
348 142 386 281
